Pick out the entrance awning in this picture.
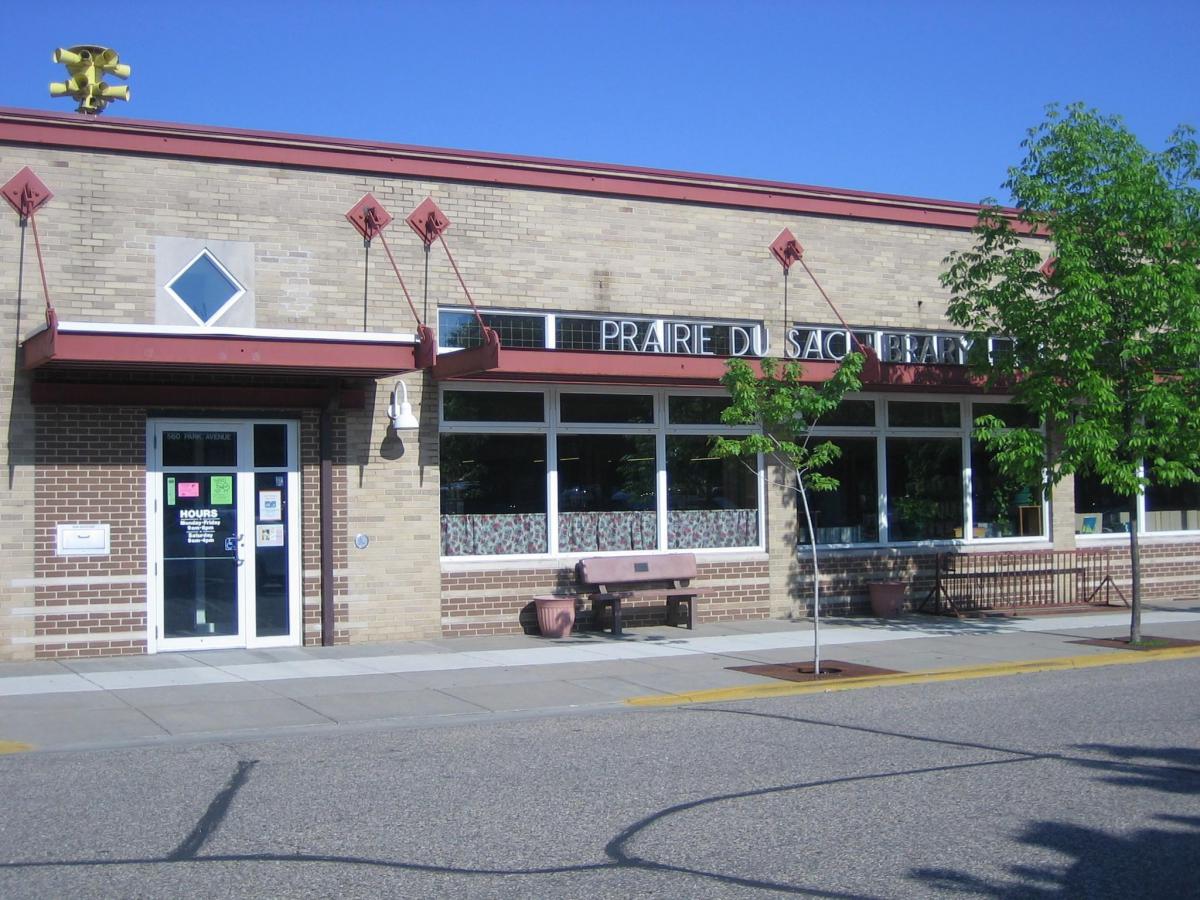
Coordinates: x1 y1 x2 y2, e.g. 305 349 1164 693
22 319 432 378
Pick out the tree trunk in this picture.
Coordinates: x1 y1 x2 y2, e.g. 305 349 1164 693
1128 492 1142 644
797 482 821 675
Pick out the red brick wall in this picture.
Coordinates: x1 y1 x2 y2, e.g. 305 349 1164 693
798 540 1200 615
34 406 147 657
794 549 940 616
440 558 771 637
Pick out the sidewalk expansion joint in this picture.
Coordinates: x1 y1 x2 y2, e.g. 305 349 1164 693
626 645 1200 707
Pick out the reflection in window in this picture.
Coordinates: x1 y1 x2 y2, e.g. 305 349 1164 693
668 395 731 425
440 434 547 555
800 438 879 544
886 438 963 540
666 436 758 548
560 393 654 424
888 401 961 428
1074 471 1129 534
817 400 876 428
162 430 237 467
166 251 243 324
971 441 1043 538
1146 480 1200 532
443 390 544 422
558 434 657 552
439 310 545 349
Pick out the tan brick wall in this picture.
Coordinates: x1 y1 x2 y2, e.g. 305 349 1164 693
2 137 1193 656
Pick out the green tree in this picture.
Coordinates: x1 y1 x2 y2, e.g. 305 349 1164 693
713 352 865 672
942 104 1200 642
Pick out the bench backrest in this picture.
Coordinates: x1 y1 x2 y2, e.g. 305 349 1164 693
577 553 698 588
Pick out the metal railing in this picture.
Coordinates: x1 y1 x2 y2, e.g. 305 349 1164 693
918 549 1128 616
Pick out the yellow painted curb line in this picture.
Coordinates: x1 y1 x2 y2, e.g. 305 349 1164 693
626 644 1200 708
0 740 34 754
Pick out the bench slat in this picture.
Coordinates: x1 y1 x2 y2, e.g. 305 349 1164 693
577 553 697 586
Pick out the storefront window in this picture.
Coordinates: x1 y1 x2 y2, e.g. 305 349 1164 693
799 437 879 544
439 387 761 558
971 440 1043 538
557 434 657 552
1074 471 1129 534
1145 480 1200 532
443 390 544 423
666 436 759 548
561 393 654 424
440 434 547 556
439 310 545 349
888 401 961 428
818 400 876 428
668 395 731 425
886 437 964 541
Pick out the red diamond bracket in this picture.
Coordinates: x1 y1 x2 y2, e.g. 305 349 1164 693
406 197 451 246
2 167 53 218
345 193 393 240
769 227 804 271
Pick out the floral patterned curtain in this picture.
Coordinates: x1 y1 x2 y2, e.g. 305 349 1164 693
441 514 547 556
668 509 757 549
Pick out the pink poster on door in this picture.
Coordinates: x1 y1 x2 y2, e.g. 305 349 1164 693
178 482 201 498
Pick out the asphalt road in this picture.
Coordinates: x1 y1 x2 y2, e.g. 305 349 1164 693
1 658 1197 898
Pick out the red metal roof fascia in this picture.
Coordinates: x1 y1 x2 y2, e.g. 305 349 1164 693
439 348 780 386
21 328 420 376
438 346 992 391
0 108 1007 231
31 383 366 409
866 362 992 392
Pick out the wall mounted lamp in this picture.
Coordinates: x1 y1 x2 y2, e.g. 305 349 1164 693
388 380 420 430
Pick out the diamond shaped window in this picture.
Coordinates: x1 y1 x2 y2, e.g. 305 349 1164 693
166 250 245 325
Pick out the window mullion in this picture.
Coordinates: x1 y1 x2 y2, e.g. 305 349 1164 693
547 430 559 555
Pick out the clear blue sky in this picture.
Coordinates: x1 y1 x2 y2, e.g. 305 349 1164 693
3 1 1197 204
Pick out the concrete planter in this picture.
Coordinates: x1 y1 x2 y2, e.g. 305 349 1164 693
534 596 577 638
868 581 906 618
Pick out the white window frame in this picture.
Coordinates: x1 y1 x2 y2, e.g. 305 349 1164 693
1077 463 1200 541
164 248 246 327
438 384 764 562
808 393 1050 548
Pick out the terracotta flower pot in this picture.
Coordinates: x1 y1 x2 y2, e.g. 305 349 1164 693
868 581 906 617
534 596 577 638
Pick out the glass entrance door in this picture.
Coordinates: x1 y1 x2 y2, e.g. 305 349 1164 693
149 420 300 652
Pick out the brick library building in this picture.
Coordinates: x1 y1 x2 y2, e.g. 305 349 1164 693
0 107 1194 660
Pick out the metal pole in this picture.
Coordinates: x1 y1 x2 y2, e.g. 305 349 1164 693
319 389 339 646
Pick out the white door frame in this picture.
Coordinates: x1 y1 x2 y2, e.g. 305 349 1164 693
145 418 301 653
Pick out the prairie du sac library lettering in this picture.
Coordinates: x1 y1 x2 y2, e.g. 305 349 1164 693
441 307 1001 364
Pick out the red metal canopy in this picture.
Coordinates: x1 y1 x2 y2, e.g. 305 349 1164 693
22 321 430 378
432 345 988 391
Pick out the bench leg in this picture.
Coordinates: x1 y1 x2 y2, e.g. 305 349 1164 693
611 599 623 636
666 597 694 629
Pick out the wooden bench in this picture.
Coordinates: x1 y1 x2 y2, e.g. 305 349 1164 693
576 553 708 636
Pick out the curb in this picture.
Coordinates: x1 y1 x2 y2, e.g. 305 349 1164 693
626 645 1200 707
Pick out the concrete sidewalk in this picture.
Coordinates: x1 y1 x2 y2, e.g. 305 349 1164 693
3 607 1200 753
